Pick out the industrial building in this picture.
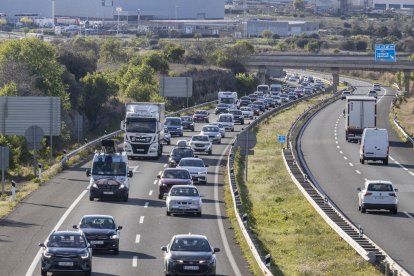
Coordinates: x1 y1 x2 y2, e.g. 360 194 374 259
246 19 319 37
0 0 225 20
372 0 414 10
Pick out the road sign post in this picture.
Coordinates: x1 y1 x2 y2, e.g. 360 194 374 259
375 44 396 62
278 135 286 149
25 126 44 177
0 146 10 197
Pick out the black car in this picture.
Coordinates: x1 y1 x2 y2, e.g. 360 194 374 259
180 116 195 131
248 104 261 116
39 231 92 276
168 146 195 167
228 109 244 125
162 234 220 275
192 110 209 123
214 104 229 115
254 101 266 112
239 99 251 107
73 215 122 254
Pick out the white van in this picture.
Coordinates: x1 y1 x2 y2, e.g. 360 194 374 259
360 128 389 165
218 113 234 132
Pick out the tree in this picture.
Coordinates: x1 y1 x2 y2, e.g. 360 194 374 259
118 64 158 97
355 40 367 51
0 82 17 96
235 73 258 96
79 71 117 130
261 30 273 39
163 43 185 63
276 41 287 51
99 38 126 63
58 48 97 80
305 40 319 52
293 0 305 11
142 52 169 74
376 26 389 37
339 40 355 51
20 16 33 26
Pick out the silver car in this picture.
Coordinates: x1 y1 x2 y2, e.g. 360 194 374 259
240 107 254 119
200 125 222 144
165 185 202 216
209 122 226 138
177 157 208 184
189 135 213 155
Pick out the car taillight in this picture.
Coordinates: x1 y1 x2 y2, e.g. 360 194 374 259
364 192 372 196
389 193 396 197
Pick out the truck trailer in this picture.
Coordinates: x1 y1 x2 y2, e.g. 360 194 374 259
345 96 376 142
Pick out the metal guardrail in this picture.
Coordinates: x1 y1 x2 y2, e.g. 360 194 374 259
393 118 414 145
226 89 330 275
59 100 218 166
284 89 410 275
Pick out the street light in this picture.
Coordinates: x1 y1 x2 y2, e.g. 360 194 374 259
137 9 141 33
116 7 122 35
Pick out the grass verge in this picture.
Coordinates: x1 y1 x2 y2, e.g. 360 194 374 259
227 95 381 275
393 96 414 138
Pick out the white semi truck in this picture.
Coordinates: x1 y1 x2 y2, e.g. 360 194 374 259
121 103 165 159
345 96 376 142
218 91 238 110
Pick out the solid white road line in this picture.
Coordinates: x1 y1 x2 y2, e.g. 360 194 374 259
132 256 138 267
144 202 149 208
26 188 90 276
356 170 361 174
214 143 242 276
389 155 414 177
163 164 167 168
149 190 153 196
139 216 145 224
405 212 414 219
136 234 141 243
410 172 414 177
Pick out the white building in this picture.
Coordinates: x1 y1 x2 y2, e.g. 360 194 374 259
246 19 319 37
372 0 414 9
0 0 225 20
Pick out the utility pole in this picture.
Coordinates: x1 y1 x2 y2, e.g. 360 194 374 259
116 7 122 35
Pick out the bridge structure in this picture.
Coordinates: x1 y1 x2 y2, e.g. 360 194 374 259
245 54 414 94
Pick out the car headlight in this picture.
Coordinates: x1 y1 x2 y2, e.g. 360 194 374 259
110 234 119 240
216 133 221 137
43 251 53 258
198 171 207 175
150 144 158 150
199 257 214 264
119 184 126 189
80 252 90 259
92 183 98 188
192 199 200 205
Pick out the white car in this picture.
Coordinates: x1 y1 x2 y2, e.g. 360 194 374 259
189 135 212 155
357 180 398 214
240 107 254 119
217 113 234 132
166 185 202 216
177 157 208 184
209 122 226 138
200 125 222 144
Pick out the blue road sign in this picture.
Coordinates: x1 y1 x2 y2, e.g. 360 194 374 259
375 44 396 62
278 135 286 144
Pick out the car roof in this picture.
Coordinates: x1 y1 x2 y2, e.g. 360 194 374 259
51 231 83 236
164 168 189 172
180 157 203 162
170 185 199 189
173 234 208 240
365 180 392 185
81 214 114 219
192 135 209 138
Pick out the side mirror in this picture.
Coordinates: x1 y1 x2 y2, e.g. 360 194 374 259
205 165 209 167
117 226 123 230
213 248 220 253
128 171 133 178
194 155 198 158
38 242 45 247
161 246 168 252
120 120 125 131
157 175 161 179
394 188 398 192
72 225 79 229
86 169 91 177
88 243 96 249
357 187 361 191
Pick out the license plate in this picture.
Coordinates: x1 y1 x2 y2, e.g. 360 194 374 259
179 205 190 209
90 240 104 244
183 266 199 270
103 191 114 195
375 196 384 200
58 262 73 266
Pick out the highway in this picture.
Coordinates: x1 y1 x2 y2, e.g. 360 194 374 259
300 77 414 273
0 111 252 275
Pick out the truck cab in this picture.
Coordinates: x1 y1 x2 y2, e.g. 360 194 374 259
87 140 133 202
218 91 238 110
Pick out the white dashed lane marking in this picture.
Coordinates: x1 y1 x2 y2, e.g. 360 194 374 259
139 216 144 224
349 163 354 167
339 151 343 154
356 170 361 174
163 164 167 168
135 235 141 243
343 156 348 160
144 202 149 208
337 146 340 149
149 190 153 196
153 180 157 185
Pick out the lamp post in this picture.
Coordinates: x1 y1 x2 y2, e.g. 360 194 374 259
137 9 141 33
116 7 122 35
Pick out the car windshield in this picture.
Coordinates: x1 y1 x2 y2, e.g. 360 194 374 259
92 157 126 176
217 104 227 108
219 116 232 122
230 111 242 115
170 187 199 197
203 126 219 132
170 237 211 252
47 234 87 248
192 136 209 142
367 183 393 192
181 117 192 122
179 159 204 167
165 118 181 126
241 107 251 111
80 217 115 229
172 148 194 158
125 118 156 133
195 111 207 115
163 170 190 179
220 98 235 104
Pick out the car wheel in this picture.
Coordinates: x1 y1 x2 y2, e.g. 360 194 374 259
360 158 365 164
166 211 171 216
114 248 119 255
360 206 366 213
167 140 171 145
391 208 398 214
41 269 47 276
89 196 94 201
202 181 207 185
218 140 221 144
208 149 212 155
158 194 163 200
383 158 388 165
123 194 128 202
241 120 244 125
84 270 92 276
196 212 202 217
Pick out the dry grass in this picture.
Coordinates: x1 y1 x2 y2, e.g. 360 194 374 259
230 95 381 275
395 96 414 137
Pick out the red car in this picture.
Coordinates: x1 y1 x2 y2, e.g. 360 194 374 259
158 168 193 199
192 110 209 123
